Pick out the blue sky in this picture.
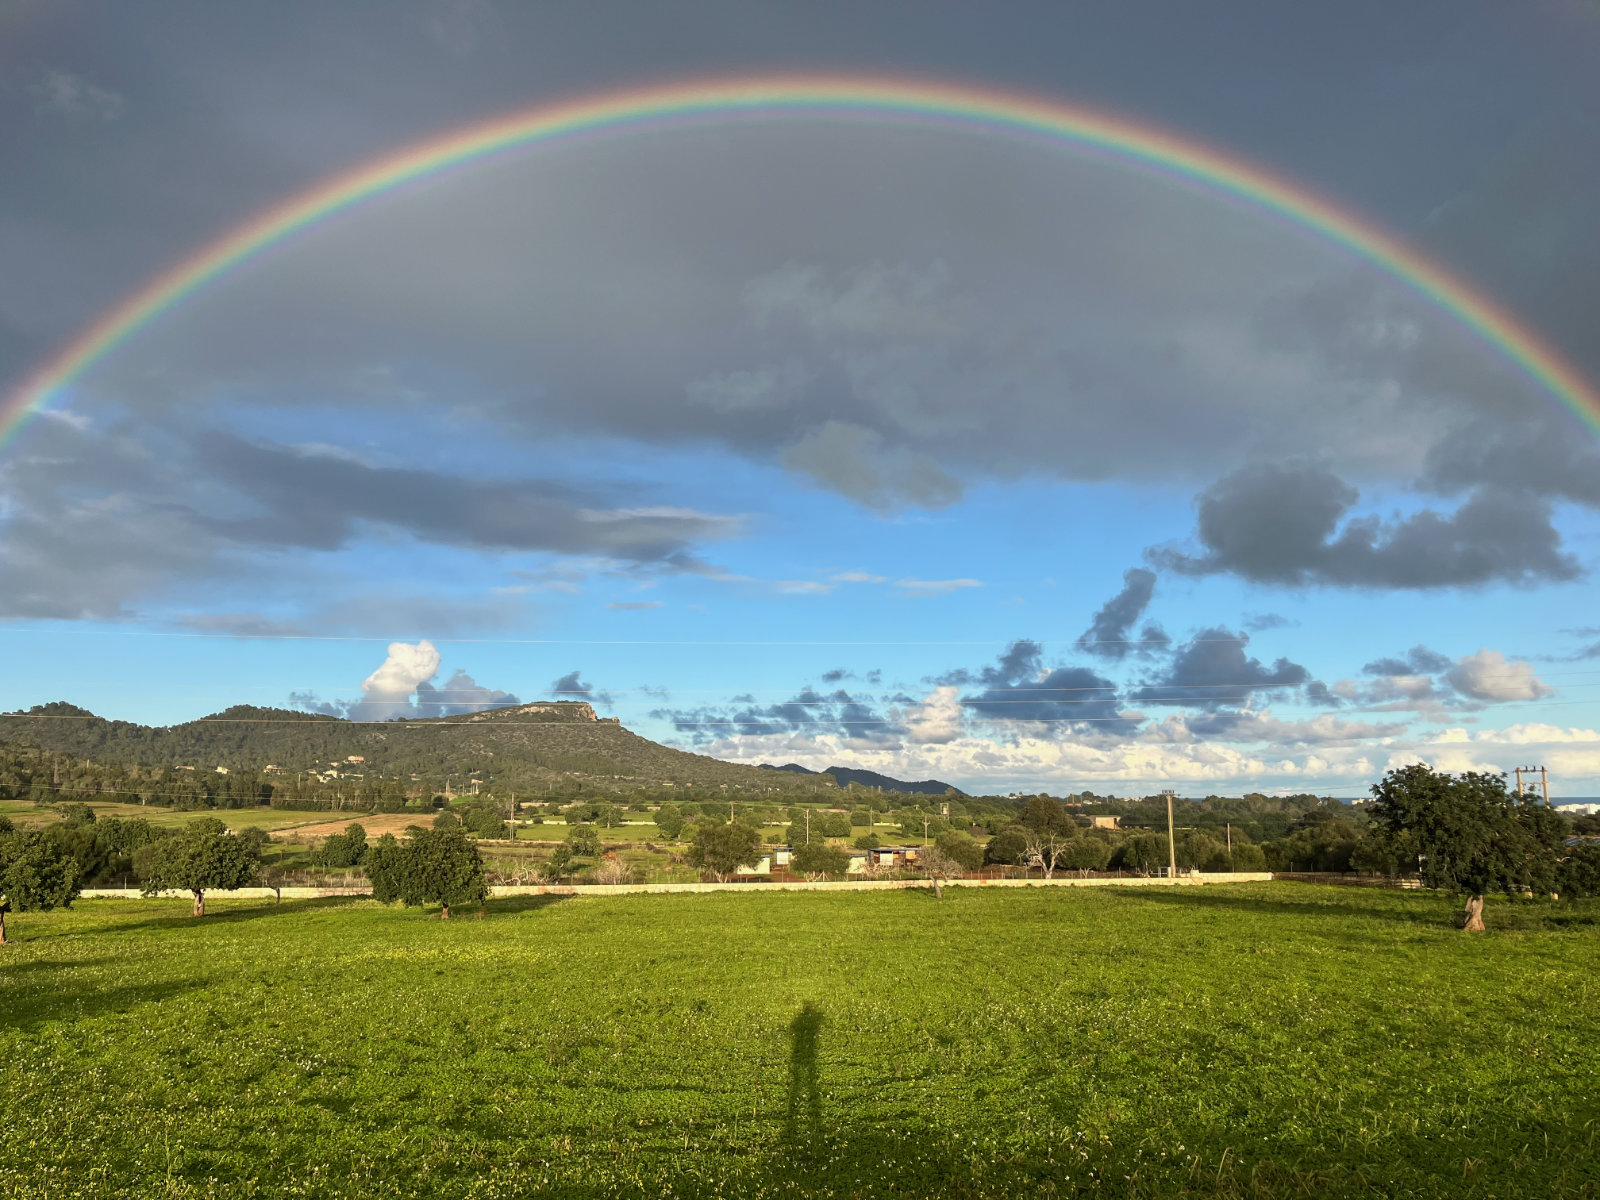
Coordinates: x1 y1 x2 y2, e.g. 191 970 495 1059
2 1 1599 794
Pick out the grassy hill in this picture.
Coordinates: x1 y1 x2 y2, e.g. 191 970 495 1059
0 701 834 796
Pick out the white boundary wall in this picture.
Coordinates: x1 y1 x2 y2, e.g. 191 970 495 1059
77 872 1272 901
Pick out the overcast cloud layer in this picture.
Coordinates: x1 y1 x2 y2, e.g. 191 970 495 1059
2 1 1598 792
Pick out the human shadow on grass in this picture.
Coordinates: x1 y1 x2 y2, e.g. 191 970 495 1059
785 1002 825 1149
0 975 203 1033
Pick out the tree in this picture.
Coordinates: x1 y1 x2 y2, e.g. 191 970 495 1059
934 830 984 872
136 819 259 917
567 825 602 858
687 821 762 882
1368 764 1566 931
1018 797 1076 879
1058 837 1110 877
55 801 96 827
791 841 849 880
916 845 964 898
1020 795 1072 835
1229 842 1268 871
0 829 82 945
313 822 367 868
458 806 504 839
984 827 1028 866
853 832 881 851
432 810 460 830
1119 833 1169 877
653 804 685 840
363 826 487 919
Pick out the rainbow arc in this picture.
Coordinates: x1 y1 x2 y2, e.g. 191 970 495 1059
4 75 1597 447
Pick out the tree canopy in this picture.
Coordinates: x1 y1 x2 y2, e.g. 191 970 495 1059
687 821 762 881
791 841 849 880
364 826 487 919
0 827 82 944
135 818 259 916
1368 764 1567 930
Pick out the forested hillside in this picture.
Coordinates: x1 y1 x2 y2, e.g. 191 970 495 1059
0 701 833 796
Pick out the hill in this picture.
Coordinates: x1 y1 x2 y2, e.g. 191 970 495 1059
0 701 833 796
760 761 965 796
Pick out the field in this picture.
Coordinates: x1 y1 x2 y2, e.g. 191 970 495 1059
3 885 1598 1199
0 798 332 834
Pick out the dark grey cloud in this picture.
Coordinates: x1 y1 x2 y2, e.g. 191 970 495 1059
1153 462 1581 589
1079 568 1157 659
200 433 735 561
416 669 519 717
950 640 1134 732
3 0 1597 642
653 686 895 745
286 690 342 717
1304 681 1343 708
0 415 733 622
1362 645 1451 676
1131 628 1309 709
549 671 613 706
1243 612 1292 632
1422 418 1600 509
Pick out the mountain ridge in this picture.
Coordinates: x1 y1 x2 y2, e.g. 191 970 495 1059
0 701 833 795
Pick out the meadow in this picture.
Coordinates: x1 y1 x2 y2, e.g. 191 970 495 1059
2 884 1597 1199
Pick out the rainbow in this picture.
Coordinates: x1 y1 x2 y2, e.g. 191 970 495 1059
5 74 1599 447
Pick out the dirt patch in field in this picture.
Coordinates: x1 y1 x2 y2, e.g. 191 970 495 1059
276 813 435 842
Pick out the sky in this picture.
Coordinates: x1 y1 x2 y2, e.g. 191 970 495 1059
2 0 1600 795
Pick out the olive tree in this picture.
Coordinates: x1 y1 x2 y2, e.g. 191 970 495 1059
0 828 83 945
136 818 259 917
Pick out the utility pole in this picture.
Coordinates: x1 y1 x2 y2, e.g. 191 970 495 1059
1516 765 1552 805
1162 789 1178 879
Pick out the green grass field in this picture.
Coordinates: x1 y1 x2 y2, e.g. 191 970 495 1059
3 885 1597 1199
0 798 332 833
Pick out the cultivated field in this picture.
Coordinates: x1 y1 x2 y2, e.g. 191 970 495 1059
0 798 328 834
3 885 1597 1199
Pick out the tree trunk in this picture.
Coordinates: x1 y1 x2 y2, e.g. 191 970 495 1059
192 890 206 918
932 877 943 900
440 902 451 920
1462 894 1485 932
0 907 8 945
